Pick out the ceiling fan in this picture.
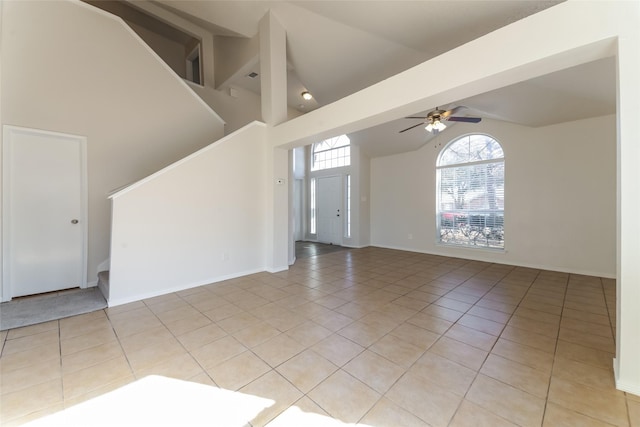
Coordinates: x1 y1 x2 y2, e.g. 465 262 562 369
399 106 481 133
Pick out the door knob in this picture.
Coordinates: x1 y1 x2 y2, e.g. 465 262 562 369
71 219 79 224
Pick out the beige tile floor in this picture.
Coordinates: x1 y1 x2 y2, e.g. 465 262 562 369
1 247 639 426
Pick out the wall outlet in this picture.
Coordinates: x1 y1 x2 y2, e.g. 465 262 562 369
408 233 413 240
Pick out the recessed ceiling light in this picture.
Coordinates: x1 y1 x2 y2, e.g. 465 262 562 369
301 91 313 100
246 72 259 78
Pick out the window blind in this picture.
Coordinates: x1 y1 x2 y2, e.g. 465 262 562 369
437 135 504 249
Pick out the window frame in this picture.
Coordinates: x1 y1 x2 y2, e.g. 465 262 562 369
345 174 351 238
436 133 505 250
310 135 351 171
310 177 317 235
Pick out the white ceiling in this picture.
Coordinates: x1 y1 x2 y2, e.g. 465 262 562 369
152 0 616 157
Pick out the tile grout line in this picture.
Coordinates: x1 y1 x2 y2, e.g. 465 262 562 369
540 271 570 425
56 319 64 412
145 293 223 388
601 276 635 427
448 267 542 426
294 257 480 425
354 262 521 426
1 247 630 426
105 303 156 388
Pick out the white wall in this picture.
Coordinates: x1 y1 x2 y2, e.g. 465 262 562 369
109 123 267 306
1 0 225 288
343 144 370 248
128 22 187 78
189 83 304 136
371 116 616 277
358 149 371 247
0 0 3 296
131 1 215 88
127 0 304 135
614 6 640 394
214 34 260 89
190 83 263 134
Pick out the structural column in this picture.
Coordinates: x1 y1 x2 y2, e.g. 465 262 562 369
0 0 4 300
615 2 640 396
259 11 287 126
259 11 289 271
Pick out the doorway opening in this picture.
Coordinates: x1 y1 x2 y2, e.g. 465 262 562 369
295 241 347 259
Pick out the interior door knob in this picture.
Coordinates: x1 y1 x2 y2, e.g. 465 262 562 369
71 219 79 224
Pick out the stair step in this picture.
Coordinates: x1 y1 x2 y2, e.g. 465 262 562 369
97 270 110 301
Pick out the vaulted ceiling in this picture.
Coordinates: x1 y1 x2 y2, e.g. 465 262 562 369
152 0 616 157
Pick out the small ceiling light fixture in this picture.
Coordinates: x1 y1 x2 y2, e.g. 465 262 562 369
301 91 313 101
425 118 447 133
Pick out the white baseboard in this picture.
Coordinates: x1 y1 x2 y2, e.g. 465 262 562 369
266 265 289 274
106 267 264 307
370 243 615 279
615 378 640 397
614 358 640 397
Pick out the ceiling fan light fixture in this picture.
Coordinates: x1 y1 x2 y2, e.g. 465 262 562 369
426 119 446 132
301 91 313 100
401 106 480 134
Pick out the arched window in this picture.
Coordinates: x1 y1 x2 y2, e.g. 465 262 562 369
311 135 350 171
437 134 505 249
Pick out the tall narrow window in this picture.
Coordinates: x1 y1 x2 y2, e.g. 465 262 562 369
310 178 317 235
437 134 505 249
311 135 350 171
346 175 352 238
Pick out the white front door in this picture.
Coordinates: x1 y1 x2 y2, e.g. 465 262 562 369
316 175 342 245
2 126 87 300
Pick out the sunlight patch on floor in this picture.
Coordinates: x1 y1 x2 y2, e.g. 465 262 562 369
24 375 274 426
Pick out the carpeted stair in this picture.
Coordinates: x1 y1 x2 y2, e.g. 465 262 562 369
97 270 110 301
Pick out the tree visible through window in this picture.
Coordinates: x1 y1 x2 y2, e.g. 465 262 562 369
437 134 505 249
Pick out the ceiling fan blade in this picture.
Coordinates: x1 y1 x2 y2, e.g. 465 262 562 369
399 122 425 133
441 106 464 119
447 116 482 123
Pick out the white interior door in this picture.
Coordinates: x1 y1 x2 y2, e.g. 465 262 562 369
316 175 342 245
3 126 87 300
